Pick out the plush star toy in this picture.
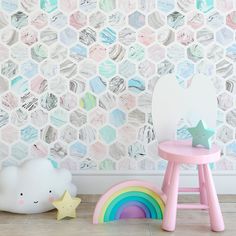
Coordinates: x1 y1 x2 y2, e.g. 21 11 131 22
187 120 215 149
52 191 81 220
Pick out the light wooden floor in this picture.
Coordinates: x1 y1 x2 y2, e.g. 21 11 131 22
0 195 235 236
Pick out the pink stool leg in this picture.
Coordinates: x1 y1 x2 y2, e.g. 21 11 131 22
203 164 224 232
198 164 208 206
162 161 174 195
162 163 179 232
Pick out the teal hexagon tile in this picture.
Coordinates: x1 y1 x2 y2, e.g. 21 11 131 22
89 76 107 94
99 125 116 144
21 125 38 143
196 0 214 13
109 109 126 127
70 44 87 62
80 92 97 111
99 27 116 45
99 59 116 79
40 0 58 13
11 76 29 95
50 108 68 127
70 141 87 159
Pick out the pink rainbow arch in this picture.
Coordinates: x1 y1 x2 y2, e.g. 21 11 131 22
93 180 166 224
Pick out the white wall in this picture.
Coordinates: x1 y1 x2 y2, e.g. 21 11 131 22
73 172 236 194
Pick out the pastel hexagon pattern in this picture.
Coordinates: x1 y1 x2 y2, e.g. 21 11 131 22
0 0 235 173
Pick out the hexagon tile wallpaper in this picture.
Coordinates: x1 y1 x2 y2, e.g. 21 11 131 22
0 0 236 174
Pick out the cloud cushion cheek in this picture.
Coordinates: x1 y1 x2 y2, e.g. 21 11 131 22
0 158 77 214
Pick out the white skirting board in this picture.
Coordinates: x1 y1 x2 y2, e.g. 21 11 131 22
73 172 236 194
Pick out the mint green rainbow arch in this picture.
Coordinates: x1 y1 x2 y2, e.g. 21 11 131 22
93 181 165 224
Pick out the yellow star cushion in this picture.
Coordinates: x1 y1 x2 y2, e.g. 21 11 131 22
52 191 81 220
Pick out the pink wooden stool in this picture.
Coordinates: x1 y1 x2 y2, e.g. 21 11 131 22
158 140 224 232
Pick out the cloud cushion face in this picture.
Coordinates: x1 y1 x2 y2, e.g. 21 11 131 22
0 158 77 214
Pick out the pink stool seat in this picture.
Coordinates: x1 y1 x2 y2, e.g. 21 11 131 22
159 140 224 232
158 140 220 164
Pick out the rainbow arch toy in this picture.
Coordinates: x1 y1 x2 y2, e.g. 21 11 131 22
93 180 166 224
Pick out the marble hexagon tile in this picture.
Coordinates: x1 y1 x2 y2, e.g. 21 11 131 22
0 0 236 173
